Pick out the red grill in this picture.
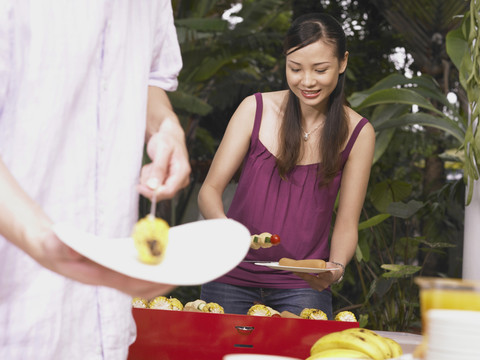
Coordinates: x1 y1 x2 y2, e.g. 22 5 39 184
128 308 358 360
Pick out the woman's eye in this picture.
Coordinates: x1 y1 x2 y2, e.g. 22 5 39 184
290 68 300 72
316 69 327 73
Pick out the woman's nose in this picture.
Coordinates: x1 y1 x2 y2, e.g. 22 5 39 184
301 72 316 87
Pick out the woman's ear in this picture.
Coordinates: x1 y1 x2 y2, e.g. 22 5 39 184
339 51 349 74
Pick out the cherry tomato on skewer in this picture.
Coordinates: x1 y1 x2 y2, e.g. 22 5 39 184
270 234 281 245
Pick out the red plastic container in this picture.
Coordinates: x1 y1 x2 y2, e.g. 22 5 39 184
128 308 359 360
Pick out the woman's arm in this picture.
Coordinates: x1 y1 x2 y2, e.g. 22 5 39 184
328 120 375 276
137 86 191 201
198 95 257 219
296 120 375 290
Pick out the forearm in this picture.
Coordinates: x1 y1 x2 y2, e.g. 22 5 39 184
329 229 358 267
146 86 184 141
0 157 52 258
198 183 227 219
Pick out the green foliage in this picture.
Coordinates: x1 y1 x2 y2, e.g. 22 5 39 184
331 61 466 331
446 0 480 205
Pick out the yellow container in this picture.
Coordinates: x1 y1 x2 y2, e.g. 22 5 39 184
415 277 480 331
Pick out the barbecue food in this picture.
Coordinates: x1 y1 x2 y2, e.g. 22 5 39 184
334 310 357 322
250 233 281 249
132 215 169 265
278 258 326 269
132 297 148 308
247 304 280 317
300 308 328 320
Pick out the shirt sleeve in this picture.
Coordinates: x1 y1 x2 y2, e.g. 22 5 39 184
149 0 182 92
0 1 12 117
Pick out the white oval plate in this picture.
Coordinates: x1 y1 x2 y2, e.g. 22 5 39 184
254 262 340 274
52 219 250 286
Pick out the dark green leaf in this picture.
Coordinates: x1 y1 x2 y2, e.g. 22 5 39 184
395 237 420 259
355 88 444 117
373 128 396 164
381 264 422 278
358 214 391 230
175 18 228 32
370 180 412 213
168 91 212 116
374 112 465 143
387 200 424 219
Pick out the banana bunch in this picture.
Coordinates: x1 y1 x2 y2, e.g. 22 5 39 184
307 328 403 359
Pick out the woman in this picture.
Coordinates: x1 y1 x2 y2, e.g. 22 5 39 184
198 13 375 318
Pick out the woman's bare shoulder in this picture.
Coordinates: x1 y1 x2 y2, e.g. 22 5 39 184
259 90 289 112
345 106 375 140
345 106 365 125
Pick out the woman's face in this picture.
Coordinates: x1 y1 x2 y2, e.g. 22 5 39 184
286 39 348 111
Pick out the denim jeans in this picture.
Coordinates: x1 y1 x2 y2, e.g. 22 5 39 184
200 281 333 319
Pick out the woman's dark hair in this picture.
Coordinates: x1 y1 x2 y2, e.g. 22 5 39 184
276 13 349 186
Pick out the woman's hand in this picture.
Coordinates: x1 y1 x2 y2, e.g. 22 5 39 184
292 261 342 292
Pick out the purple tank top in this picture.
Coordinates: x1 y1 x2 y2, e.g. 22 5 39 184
216 92 368 288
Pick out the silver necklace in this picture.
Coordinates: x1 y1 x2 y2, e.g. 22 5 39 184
301 123 322 141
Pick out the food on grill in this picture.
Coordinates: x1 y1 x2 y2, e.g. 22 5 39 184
184 300 224 313
202 302 225 314
132 297 148 308
250 233 281 249
148 296 172 310
132 215 169 265
169 297 184 311
300 308 328 320
247 304 280 317
280 310 301 318
278 257 326 269
335 310 357 322
148 296 183 311
184 299 207 312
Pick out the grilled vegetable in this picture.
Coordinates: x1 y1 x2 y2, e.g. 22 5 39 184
250 232 281 249
335 311 357 322
132 215 169 265
132 297 148 308
301 308 328 320
202 302 225 314
247 304 280 317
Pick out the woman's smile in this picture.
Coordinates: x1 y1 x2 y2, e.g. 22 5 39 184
301 89 321 99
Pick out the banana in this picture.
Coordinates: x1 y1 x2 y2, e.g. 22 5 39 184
342 328 392 359
382 336 403 358
310 330 385 360
306 348 370 359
